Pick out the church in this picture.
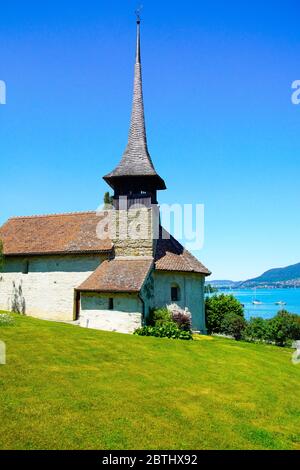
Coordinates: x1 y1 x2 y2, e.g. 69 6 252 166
0 19 211 334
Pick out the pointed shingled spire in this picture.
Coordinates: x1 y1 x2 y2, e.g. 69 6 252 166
104 17 166 191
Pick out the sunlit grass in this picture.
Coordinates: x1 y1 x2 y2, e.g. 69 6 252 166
0 312 299 450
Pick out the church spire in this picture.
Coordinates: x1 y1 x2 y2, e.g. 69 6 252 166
104 15 166 194
125 17 149 165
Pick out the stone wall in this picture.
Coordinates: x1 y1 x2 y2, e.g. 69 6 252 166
110 206 159 257
0 254 105 321
79 292 143 334
153 271 206 333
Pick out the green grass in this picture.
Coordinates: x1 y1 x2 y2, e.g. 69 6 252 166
0 312 300 450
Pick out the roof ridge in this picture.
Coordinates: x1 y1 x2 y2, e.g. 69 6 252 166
8 210 97 221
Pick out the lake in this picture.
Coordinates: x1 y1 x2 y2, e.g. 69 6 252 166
217 288 300 320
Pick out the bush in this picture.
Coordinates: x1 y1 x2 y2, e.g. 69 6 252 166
220 312 247 340
0 314 14 327
266 310 300 347
144 306 193 340
167 304 192 331
172 310 192 332
243 311 300 347
205 294 245 335
134 323 193 341
148 307 172 327
244 317 269 342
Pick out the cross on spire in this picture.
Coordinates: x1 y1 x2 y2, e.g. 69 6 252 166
135 5 143 24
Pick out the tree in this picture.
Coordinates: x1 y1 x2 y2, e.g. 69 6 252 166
244 317 269 342
205 294 244 335
103 192 113 207
204 284 218 294
266 310 300 347
221 312 247 340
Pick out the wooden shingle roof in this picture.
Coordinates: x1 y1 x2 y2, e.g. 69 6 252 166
104 20 166 190
0 213 210 276
155 229 211 275
78 258 153 293
0 212 113 256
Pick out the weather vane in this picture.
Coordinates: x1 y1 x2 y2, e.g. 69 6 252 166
135 4 143 23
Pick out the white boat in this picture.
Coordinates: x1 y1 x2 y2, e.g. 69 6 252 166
275 301 286 306
252 288 263 305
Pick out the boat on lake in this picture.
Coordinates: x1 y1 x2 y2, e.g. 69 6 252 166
252 288 263 305
275 301 286 306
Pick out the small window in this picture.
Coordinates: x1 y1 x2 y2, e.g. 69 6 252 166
108 298 114 310
22 260 29 275
171 285 180 302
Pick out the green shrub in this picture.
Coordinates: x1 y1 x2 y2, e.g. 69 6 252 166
147 307 172 327
134 323 193 340
244 317 269 342
148 306 193 333
220 312 247 340
205 294 245 335
266 310 300 347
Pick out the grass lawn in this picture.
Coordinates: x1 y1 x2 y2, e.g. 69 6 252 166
0 312 300 450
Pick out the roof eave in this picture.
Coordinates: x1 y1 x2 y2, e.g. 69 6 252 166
103 174 167 191
3 249 113 257
76 288 140 294
155 267 212 276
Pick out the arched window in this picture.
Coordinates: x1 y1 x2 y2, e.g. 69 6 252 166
171 284 181 302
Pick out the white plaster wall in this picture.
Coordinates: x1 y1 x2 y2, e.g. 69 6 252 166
153 271 206 333
79 293 142 334
0 255 105 321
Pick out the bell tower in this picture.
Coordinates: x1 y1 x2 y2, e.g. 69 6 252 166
104 15 166 257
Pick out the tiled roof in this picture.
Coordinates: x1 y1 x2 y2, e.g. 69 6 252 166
155 229 211 276
0 211 113 256
0 211 210 276
78 258 153 292
104 21 166 190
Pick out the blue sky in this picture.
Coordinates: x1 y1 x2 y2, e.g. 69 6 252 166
1 0 300 280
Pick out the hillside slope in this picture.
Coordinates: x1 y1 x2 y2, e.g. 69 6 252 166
0 314 300 450
242 262 300 287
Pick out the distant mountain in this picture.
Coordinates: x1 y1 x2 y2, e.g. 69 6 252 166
208 263 300 289
241 262 300 288
208 280 240 288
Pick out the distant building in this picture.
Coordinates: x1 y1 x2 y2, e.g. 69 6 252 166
0 19 211 333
